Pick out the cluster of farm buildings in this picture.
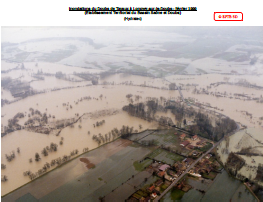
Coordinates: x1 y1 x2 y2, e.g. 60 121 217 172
177 132 211 149
127 152 222 201
126 132 221 201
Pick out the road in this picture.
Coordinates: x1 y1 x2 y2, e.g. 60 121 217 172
154 119 240 201
163 78 184 102
154 77 242 201
153 139 221 201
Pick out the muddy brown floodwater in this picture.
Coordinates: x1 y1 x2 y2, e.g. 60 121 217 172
2 64 263 196
1 82 178 195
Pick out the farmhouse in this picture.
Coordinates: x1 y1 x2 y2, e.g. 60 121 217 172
192 135 198 141
187 144 195 150
148 185 155 193
157 171 165 177
159 164 170 171
151 193 157 199
180 134 186 140
180 140 190 147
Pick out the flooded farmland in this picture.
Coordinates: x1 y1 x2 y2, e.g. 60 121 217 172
2 64 263 196
161 171 257 202
218 128 263 186
1 67 181 195
2 62 263 195
1 138 152 201
2 27 263 200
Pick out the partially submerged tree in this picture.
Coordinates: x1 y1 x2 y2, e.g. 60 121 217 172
35 153 41 161
1 164 6 169
1 175 8 182
42 148 48 156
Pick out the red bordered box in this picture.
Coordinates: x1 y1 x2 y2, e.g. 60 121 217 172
214 12 243 21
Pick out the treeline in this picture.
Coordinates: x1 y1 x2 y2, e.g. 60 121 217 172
24 149 80 181
255 164 263 182
225 152 245 176
122 99 168 123
123 98 236 142
167 98 237 141
188 111 236 141
92 125 137 146
91 125 145 147
5 113 25 133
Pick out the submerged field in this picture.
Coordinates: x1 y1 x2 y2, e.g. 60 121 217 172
2 139 153 201
2 128 191 201
1 81 178 195
218 128 263 186
161 171 257 202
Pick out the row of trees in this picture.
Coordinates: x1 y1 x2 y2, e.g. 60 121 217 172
32 143 59 162
92 125 140 146
92 130 117 145
25 148 80 180
93 120 105 127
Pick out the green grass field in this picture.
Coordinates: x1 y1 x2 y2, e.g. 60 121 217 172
202 172 218 180
133 159 153 171
147 148 184 165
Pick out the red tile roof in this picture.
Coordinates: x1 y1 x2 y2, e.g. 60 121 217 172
180 140 190 147
148 185 155 192
192 135 198 139
180 134 186 138
158 171 165 177
188 145 195 149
